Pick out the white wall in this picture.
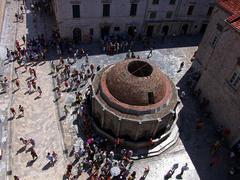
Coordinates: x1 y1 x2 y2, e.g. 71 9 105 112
52 0 217 40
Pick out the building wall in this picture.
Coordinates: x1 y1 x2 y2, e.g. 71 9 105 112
195 6 240 145
145 0 215 36
51 0 216 40
52 0 147 41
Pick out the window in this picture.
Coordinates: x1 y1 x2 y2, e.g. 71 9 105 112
216 23 223 32
130 4 138 16
169 0 176 5
114 26 120 31
152 0 159 5
149 11 157 19
229 71 240 89
207 6 214 16
166 11 173 18
72 5 80 18
90 28 94 35
148 92 155 104
187 5 194 15
103 4 110 17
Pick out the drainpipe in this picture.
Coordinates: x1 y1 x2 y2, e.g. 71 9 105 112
142 0 149 35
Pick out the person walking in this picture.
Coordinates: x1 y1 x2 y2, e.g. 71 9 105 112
22 35 26 44
64 105 69 117
19 137 28 147
18 105 24 117
14 67 19 79
52 151 58 163
147 48 153 59
32 69 37 79
10 107 16 118
176 163 188 179
31 80 36 91
37 86 42 97
30 148 38 160
14 175 20 180
27 80 31 94
29 138 35 147
46 152 54 166
15 79 20 89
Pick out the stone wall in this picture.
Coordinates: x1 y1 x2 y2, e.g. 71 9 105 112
195 6 240 145
51 0 216 40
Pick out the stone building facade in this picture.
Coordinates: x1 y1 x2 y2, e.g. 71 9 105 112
194 0 240 146
51 0 216 41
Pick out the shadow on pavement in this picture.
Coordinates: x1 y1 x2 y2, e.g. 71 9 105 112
176 67 236 180
26 159 37 167
16 146 26 155
42 161 53 171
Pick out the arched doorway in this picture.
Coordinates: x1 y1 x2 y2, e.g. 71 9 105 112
101 26 110 39
146 25 154 37
161 25 169 36
200 24 208 34
181 24 189 35
73 28 82 43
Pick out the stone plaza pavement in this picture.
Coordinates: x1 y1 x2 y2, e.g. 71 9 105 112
56 39 238 179
0 1 238 180
0 1 67 179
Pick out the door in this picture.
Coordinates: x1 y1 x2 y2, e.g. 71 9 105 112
146 25 154 37
73 28 82 43
181 24 188 35
128 26 136 37
200 24 208 34
162 25 169 36
101 26 110 39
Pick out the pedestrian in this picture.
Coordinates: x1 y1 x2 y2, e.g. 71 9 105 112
57 88 61 98
30 148 38 160
31 80 36 91
15 79 20 89
37 86 42 97
147 48 153 59
33 69 37 79
22 35 26 44
142 166 150 178
19 137 28 146
14 175 20 180
15 40 20 48
85 54 89 65
27 80 31 94
14 67 19 79
29 138 35 147
15 13 18 22
29 67 32 77
176 163 188 179
10 107 16 117
178 62 184 72
18 105 24 117
64 80 69 91
52 151 58 162
46 152 54 165
6 48 10 59
64 105 69 116
51 61 55 74
20 6 24 14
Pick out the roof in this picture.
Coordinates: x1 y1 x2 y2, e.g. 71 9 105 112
218 0 240 30
105 59 170 106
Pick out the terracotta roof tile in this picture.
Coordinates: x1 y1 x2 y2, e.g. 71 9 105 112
218 0 240 31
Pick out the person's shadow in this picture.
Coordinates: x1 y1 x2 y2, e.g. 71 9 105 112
16 146 26 155
26 159 37 167
42 161 53 171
